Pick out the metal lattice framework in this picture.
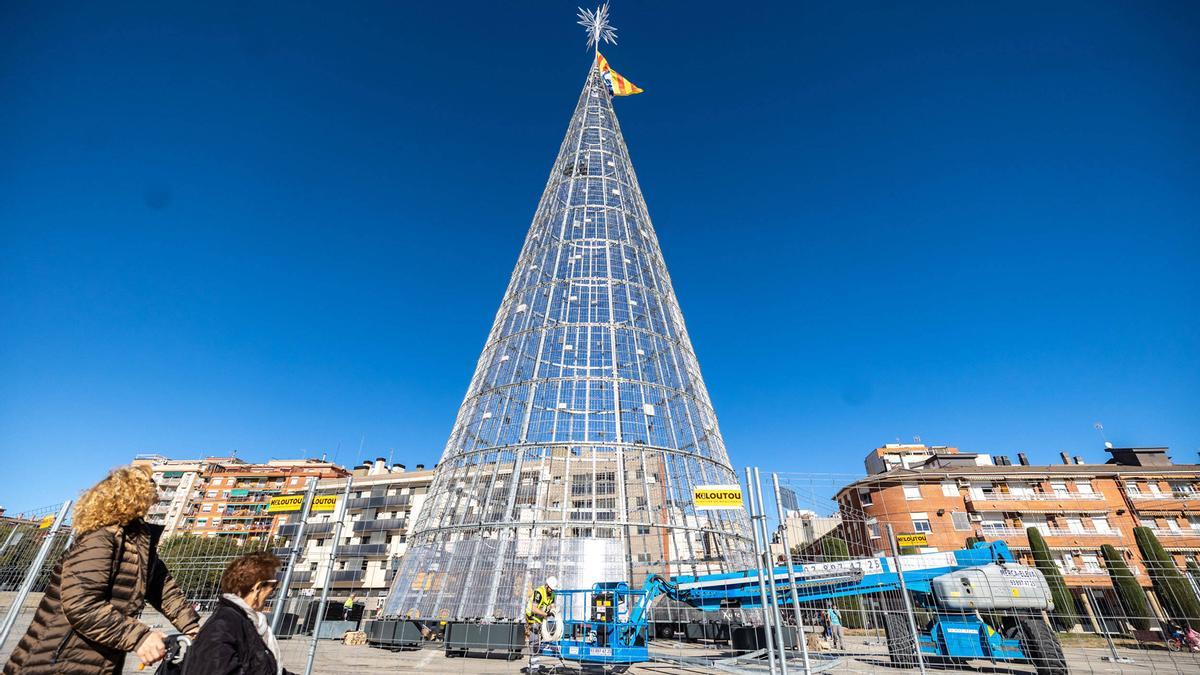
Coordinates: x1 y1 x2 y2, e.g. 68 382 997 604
384 61 755 621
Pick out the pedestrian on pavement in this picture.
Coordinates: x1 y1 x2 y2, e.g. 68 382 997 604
2 465 200 675
342 595 355 622
825 603 844 650
183 552 294 675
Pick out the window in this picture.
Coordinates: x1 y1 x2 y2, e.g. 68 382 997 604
951 512 972 531
1090 517 1111 533
636 525 651 535
360 560 369 571
206 490 217 498
1065 517 1085 533
1170 481 1196 495
1189 516 1200 531
903 484 921 500
1079 553 1102 573
1139 518 1156 529
212 478 222 486
201 504 212 512
867 518 880 539
1166 518 1181 532
940 481 957 497
858 489 873 507
910 512 932 533
1124 481 1141 495
980 515 1006 532
1147 482 1163 495
196 518 207 526
1074 480 1094 494
635 552 651 563
1049 481 1069 496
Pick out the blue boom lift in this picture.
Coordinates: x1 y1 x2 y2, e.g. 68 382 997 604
541 541 1067 674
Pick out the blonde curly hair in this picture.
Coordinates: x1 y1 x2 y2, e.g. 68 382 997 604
73 465 158 534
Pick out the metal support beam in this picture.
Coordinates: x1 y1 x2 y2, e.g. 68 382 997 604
271 477 318 633
745 467 777 674
304 477 355 675
0 500 72 650
772 473 811 674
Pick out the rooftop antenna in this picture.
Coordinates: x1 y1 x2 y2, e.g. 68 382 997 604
577 2 618 58
913 435 921 444
1094 422 1113 449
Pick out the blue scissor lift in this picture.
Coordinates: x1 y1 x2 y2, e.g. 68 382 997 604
545 541 1066 674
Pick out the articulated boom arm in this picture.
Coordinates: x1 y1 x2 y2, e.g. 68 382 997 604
633 541 1016 615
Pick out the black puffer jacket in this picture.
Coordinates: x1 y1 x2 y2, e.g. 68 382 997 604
182 597 293 675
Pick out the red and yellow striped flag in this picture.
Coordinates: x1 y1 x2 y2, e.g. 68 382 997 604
596 52 643 96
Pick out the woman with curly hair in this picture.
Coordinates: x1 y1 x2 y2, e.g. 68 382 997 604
3 465 200 675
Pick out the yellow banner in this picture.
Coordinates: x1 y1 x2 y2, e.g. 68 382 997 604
896 532 929 547
268 494 337 513
38 515 55 529
693 485 743 510
267 495 305 513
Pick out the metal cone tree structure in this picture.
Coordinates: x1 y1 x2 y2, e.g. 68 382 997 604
384 63 754 621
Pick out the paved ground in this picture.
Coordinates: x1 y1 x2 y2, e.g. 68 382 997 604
5 597 1200 673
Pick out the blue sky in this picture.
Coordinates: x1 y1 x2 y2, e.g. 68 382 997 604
2 2 1197 511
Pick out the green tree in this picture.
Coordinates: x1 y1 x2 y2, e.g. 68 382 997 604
1133 527 1200 626
1026 527 1078 630
1187 559 1200 586
158 534 270 600
822 536 865 629
1100 544 1151 630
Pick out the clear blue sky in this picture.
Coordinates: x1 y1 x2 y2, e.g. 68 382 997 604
2 2 1197 512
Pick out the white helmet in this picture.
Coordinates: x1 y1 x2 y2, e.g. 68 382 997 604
545 576 559 589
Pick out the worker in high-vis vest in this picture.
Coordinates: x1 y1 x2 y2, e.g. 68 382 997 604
524 576 558 673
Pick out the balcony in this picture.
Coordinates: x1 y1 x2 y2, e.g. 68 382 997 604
969 490 1105 503
352 519 407 534
1128 491 1200 511
1129 490 1197 500
338 543 389 557
346 494 411 511
275 522 335 537
284 570 312 584
329 570 364 583
981 526 1122 539
1145 528 1200 538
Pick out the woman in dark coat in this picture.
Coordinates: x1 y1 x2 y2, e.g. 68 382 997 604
3 466 200 675
184 552 294 675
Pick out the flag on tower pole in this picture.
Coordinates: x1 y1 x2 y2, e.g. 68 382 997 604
596 52 643 96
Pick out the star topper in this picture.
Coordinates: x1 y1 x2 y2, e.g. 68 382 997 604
577 2 618 51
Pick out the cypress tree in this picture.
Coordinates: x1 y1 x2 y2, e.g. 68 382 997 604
1133 526 1200 626
1026 527 1078 630
1187 559 1200 586
823 536 865 629
1100 544 1151 630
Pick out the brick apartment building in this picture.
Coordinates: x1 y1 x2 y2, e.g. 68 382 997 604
836 443 1200 631
135 455 349 544
273 458 435 616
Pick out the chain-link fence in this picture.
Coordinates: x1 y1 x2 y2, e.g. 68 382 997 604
5 470 1200 674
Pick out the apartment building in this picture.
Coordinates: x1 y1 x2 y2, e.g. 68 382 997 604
769 510 843 561
836 444 1200 631
169 458 349 544
274 459 435 615
134 455 236 536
